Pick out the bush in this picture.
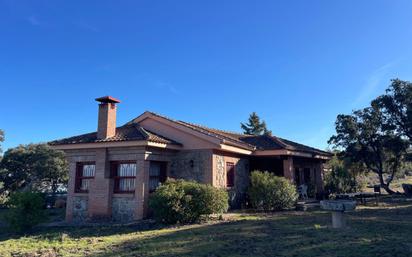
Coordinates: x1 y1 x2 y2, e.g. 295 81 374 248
149 179 229 224
5 191 46 232
248 171 298 211
324 165 365 194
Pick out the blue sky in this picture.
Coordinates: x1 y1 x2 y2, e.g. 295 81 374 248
1 0 412 151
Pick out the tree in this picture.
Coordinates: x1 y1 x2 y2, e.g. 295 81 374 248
324 154 366 194
328 106 409 194
0 144 68 197
373 79 412 142
241 112 272 135
0 129 4 155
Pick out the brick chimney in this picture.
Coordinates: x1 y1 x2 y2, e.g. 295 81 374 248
95 96 121 139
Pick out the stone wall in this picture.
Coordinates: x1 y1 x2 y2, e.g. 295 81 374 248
112 197 136 222
213 153 250 208
72 196 88 223
170 150 213 184
215 155 225 188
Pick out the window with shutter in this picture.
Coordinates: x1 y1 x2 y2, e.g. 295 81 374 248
75 162 95 193
149 161 167 192
226 162 235 188
112 161 137 193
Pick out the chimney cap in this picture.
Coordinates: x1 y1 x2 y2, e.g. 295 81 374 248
95 96 121 104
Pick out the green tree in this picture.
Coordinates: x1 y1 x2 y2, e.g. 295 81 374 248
373 79 412 142
241 112 272 135
5 191 46 232
0 144 68 197
0 129 4 155
329 106 409 194
324 154 365 194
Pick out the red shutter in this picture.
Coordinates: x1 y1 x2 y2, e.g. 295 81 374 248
110 161 119 192
110 161 118 177
226 162 235 187
74 163 82 192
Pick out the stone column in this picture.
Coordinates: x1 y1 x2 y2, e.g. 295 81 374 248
331 211 346 228
65 160 77 222
88 148 112 220
283 156 294 182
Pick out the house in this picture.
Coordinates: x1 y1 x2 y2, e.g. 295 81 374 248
50 96 332 223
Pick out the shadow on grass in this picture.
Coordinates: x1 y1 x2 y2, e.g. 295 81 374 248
1 197 412 257
87 199 412 257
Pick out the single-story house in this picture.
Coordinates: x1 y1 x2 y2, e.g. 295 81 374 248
50 96 332 223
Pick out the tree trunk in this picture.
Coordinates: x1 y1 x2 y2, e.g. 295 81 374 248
381 183 395 194
378 172 395 194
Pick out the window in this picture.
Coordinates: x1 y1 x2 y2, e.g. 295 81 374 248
149 161 167 192
75 162 95 193
111 162 137 193
226 162 235 187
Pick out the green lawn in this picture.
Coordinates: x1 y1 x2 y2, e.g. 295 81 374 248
0 197 411 257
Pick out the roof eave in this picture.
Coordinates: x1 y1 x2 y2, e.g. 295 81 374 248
50 140 182 150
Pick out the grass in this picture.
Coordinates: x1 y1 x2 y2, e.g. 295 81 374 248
0 196 412 257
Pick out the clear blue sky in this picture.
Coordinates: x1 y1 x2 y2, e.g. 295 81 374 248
1 0 412 151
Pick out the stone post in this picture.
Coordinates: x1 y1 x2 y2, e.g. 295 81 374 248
331 211 346 228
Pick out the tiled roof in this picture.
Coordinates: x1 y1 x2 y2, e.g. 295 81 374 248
51 110 331 157
130 111 331 156
49 123 181 146
240 135 331 156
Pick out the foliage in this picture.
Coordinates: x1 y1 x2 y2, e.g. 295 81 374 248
4 191 46 232
241 112 272 135
248 171 297 211
0 129 4 155
149 179 229 224
373 79 412 142
324 155 365 194
329 105 409 194
0 144 68 196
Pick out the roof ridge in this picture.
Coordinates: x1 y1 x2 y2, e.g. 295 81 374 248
176 120 256 149
178 120 245 136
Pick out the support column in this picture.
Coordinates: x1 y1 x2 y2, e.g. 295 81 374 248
134 160 149 220
283 156 294 182
88 148 112 220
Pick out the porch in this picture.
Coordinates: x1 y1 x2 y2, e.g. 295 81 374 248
249 155 325 198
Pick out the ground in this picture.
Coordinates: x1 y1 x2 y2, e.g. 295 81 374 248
0 196 411 257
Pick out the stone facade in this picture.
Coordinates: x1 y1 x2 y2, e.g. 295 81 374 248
112 197 136 222
213 152 250 208
170 150 213 184
72 196 88 222
215 155 225 187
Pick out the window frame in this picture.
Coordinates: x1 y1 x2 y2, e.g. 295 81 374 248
75 162 96 193
226 162 235 188
111 161 137 194
149 161 167 193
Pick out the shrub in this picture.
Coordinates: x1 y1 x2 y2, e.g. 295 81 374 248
5 191 46 232
149 179 229 224
324 165 365 194
248 171 297 211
